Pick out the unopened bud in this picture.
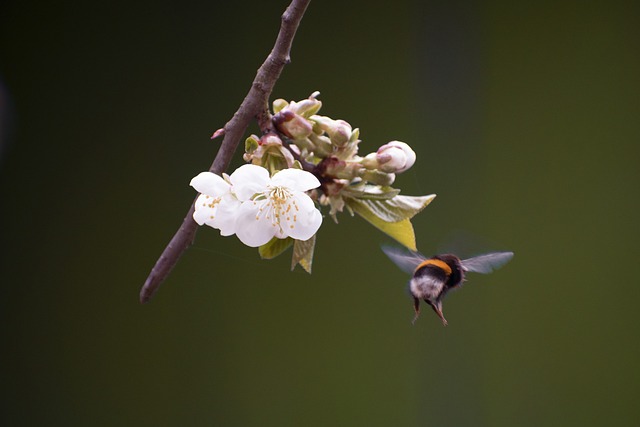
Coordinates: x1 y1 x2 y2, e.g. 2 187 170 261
321 156 361 180
273 109 313 139
308 133 333 157
291 97 323 117
311 115 353 147
331 120 352 147
375 141 416 173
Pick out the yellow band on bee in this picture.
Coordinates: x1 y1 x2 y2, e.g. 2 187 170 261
415 259 452 276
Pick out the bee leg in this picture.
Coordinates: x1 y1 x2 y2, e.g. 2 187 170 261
412 297 420 324
427 299 448 326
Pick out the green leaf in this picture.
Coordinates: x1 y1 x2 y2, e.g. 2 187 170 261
360 169 395 186
259 237 293 260
291 235 316 273
347 194 436 223
343 184 401 200
345 194 436 251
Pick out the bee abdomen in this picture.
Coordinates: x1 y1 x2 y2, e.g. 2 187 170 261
410 275 444 300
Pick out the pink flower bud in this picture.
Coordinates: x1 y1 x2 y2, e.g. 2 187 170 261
273 109 313 139
311 115 353 147
375 141 416 173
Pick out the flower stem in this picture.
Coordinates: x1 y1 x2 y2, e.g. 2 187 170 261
139 0 312 303
281 138 317 173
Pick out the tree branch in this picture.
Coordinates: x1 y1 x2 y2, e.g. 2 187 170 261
139 0 312 303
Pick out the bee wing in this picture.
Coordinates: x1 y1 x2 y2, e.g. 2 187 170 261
381 245 426 275
461 251 514 274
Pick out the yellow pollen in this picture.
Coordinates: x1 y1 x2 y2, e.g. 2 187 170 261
204 196 222 209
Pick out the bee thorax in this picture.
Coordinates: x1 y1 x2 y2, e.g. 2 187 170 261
409 275 444 300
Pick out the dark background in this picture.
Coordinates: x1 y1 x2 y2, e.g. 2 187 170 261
1 0 639 425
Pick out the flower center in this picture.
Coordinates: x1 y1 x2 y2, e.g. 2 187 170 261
268 185 292 203
202 195 222 219
254 186 300 234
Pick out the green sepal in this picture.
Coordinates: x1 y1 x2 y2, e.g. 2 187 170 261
245 136 259 154
291 235 316 273
302 101 322 118
349 128 360 143
310 120 323 135
259 237 294 260
272 99 288 114
263 152 289 176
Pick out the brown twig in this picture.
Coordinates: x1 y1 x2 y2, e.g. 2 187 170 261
139 0 312 303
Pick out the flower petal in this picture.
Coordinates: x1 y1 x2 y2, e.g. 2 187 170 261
193 193 241 237
271 168 320 192
190 172 230 196
279 191 322 241
287 206 322 241
212 195 241 236
234 200 278 247
193 194 217 226
229 164 270 201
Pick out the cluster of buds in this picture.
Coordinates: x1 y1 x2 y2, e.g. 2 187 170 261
193 91 432 272
245 92 417 220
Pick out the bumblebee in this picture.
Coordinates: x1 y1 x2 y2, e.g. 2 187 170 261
382 246 514 326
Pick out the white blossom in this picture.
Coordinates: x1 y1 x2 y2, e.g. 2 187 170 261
190 172 240 236
232 165 322 247
190 164 322 248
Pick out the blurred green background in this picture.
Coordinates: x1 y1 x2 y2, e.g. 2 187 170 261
1 0 639 425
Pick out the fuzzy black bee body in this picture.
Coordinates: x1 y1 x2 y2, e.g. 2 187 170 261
382 247 513 326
